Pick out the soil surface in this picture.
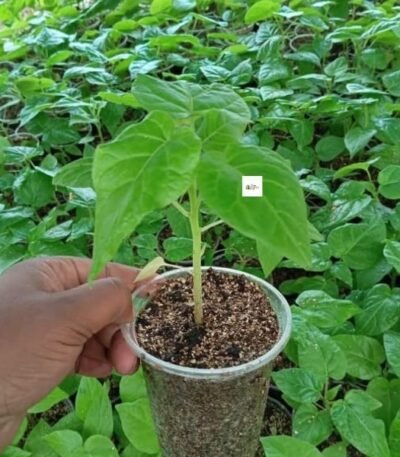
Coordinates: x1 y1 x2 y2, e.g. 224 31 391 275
137 269 279 368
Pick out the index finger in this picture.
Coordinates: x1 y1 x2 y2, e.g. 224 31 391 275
41 256 140 292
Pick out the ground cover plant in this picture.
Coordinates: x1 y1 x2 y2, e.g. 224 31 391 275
1 0 400 456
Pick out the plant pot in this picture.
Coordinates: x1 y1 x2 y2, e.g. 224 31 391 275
122 267 291 457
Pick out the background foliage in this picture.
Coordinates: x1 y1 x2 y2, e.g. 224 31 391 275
1 0 400 456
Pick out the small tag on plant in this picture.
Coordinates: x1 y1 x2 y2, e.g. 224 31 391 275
242 176 263 197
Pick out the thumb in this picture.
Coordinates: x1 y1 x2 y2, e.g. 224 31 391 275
53 277 133 337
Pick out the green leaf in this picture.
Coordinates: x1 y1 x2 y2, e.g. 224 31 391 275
165 206 191 238
272 368 322 404
297 328 347 382
333 160 375 180
327 221 386 270
367 377 400 431
333 334 385 380
285 51 321 66
383 70 400 96
315 135 345 161
132 75 191 117
331 396 390 457
378 165 400 199
99 91 140 108
46 50 73 66
261 436 322 457
1 448 32 457
329 263 353 288
14 170 54 208
355 284 400 336
15 76 55 97
293 404 333 446
384 331 400 378
0 245 26 274
150 0 172 14
245 0 281 24
324 57 348 77
259 59 291 84
300 175 331 202
84 435 119 457
120 368 148 403
12 418 28 446
91 111 201 279
75 378 113 439
296 290 360 328
44 431 83 457
390 409 400 457
322 443 347 457
345 390 382 412
196 109 247 151
133 75 250 129
116 399 160 454
344 127 376 158
28 387 69 414
289 119 314 147
163 237 192 261
198 144 311 268
257 240 282 276
53 158 93 189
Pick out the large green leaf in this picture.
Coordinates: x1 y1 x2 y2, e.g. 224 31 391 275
132 75 250 130
261 436 321 457
75 378 113 439
367 377 400 432
91 111 201 279
120 368 148 403
384 241 400 273
331 394 390 457
355 284 400 336
84 436 119 457
272 368 322 404
344 127 376 158
197 144 311 267
245 0 282 24
44 431 83 457
378 165 400 199
384 331 400 378
390 409 400 457
383 70 400 96
327 221 386 270
293 404 333 446
116 399 159 454
53 158 93 189
296 290 360 328
333 334 385 380
296 325 347 382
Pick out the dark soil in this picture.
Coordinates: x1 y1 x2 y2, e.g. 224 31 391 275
256 398 292 457
136 269 279 369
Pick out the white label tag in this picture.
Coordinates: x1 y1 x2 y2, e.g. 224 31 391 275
242 176 263 197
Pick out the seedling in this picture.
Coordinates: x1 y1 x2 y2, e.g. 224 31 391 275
90 75 311 325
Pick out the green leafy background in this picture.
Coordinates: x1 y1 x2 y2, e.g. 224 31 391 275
1 0 400 456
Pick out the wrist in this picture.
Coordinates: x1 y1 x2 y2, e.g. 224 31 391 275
0 414 23 452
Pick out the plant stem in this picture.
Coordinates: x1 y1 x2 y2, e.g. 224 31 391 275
172 201 189 218
201 219 224 233
188 183 203 325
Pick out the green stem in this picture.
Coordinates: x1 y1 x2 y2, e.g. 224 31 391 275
188 183 203 325
201 219 223 233
172 201 189 218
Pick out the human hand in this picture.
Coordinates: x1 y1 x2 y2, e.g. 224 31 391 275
0 256 139 449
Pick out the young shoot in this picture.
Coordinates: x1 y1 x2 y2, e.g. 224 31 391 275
90 75 311 327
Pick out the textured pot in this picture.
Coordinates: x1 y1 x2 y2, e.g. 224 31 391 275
122 267 291 457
